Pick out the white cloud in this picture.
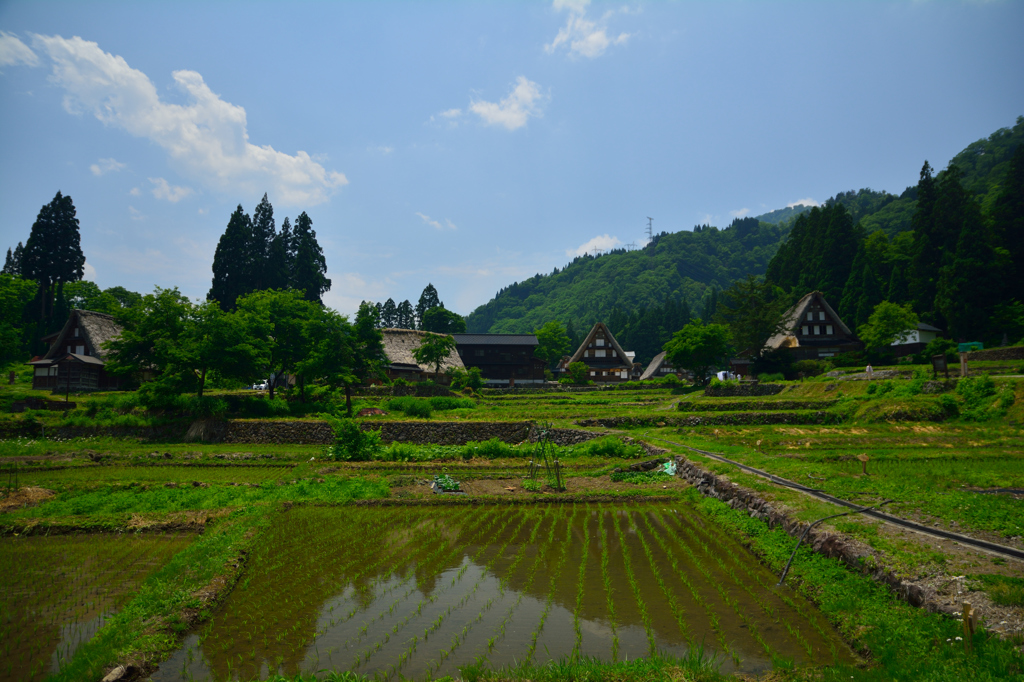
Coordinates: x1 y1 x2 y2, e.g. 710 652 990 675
89 157 126 176
729 208 750 219
416 212 457 231
128 206 144 220
546 0 632 59
149 177 193 202
568 234 621 257
30 34 347 206
469 77 546 131
82 261 96 281
787 198 820 208
369 145 394 154
440 108 462 119
0 32 38 67
128 187 141 196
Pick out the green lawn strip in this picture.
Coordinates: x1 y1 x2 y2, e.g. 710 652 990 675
687 488 1024 681
2 476 389 521
48 505 275 682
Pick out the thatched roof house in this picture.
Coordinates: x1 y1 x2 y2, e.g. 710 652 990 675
381 328 464 381
28 309 123 391
764 291 863 360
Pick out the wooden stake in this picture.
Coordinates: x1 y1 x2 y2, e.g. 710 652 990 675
856 454 870 475
962 602 975 653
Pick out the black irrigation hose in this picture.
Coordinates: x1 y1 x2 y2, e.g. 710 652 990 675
647 435 1024 563
777 499 893 586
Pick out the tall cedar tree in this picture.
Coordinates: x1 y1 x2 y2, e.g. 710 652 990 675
990 145 1024 304
396 300 415 329
249 194 276 291
935 196 1002 341
415 284 442 329
208 205 254 310
21 192 85 323
266 217 293 291
290 212 330 303
380 298 398 327
3 243 24 275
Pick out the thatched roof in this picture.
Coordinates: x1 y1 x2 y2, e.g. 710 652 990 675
639 351 668 381
381 328 465 373
765 291 853 351
567 322 632 368
43 310 122 362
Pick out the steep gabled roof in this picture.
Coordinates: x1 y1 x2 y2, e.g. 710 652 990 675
42 310 122 362
567 323 632 367
639 351 669 381
381 328 465 373
765 291 853 351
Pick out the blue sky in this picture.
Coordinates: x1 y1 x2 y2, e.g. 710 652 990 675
2 1 1022 316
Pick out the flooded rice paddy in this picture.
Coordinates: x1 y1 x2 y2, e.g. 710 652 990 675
154 504 853 681
0 532 194 682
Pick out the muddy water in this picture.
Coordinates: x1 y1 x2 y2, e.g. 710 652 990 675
0 533 194 682
153 504 853 681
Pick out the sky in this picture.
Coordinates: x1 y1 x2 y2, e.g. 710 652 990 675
1 1 1022 317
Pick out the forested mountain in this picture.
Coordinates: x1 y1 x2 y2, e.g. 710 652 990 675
466 216 788 339
466 116 1024 363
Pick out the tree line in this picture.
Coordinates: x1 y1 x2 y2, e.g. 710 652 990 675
370 283 467 334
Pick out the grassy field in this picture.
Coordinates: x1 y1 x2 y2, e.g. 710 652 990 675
1 369 1022 681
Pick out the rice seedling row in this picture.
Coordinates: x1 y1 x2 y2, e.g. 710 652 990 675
152 504 852 682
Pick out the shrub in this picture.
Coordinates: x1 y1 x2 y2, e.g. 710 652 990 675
708 377 739 388
461 437 516 460
757 372 785 383
447 366 485 391
428 396 476 411
956 374 997 408
376 442 424 463
328 418 383 461
403 400 432 418
573 436 642 459
792 359 832 377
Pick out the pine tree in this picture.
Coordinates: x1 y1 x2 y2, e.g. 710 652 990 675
2 243 23 275
249 193 277 291
816 204 861 304
289 212 330 304
208 205 254 310
415 284 442 329
854 261 884 332
839 245 867 325
908 161 941 316
21 191 86 322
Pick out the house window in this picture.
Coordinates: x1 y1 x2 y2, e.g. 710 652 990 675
475 349 485 357
819 312 825 321
813 326 820 335
590 371 595 376
34 367 48 376
826 325 833 335
596 338 605 347
50 367 58 376
801 326 809 336
596 350 606 358
620 371 628 378
73 328 79 337
807 312 813 321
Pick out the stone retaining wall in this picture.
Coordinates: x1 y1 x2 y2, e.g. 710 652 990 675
677 400 837 412
704 384 786 397
360 421 533 445
668 449 949 615
221 420 334 445
483 384 677 395
966 346 1024 362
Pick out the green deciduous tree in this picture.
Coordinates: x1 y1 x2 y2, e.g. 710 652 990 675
564 361 590 385
858 301 919 353
0 274 37 365
105 287 192 386
236 288 319 399
663 322 733 385
533 321 571 367
173 300 269 398
413 332 457 376
420 306 466 334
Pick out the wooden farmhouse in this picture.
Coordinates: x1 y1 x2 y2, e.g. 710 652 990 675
890 322 943 357
564 323 634 382
764 291 863 360
380 328 464 382
28 310 123 392
452 334 547 386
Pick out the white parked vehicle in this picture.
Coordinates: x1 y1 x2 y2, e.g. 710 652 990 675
251 381 268 391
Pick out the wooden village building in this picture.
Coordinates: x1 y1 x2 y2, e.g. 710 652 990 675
452 334 547 386
28 310 123 392
563 323 635 383
380 328 465 382
639 351 690 381
763 291 863 360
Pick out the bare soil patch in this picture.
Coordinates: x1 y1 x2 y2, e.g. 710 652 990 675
0 486 55 512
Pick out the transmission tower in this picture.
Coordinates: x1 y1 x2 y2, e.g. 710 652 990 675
646 217 653 241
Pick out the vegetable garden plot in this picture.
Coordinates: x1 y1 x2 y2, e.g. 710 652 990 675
0 532 194 682
153 504 854 681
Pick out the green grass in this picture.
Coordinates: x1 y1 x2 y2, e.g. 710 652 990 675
971 574 1024 607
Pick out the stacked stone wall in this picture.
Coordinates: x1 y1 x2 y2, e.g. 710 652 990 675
704 384 786 397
